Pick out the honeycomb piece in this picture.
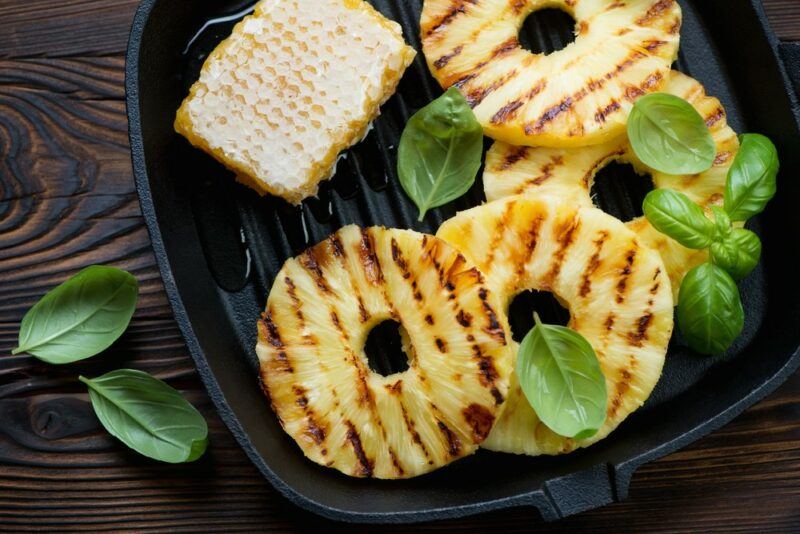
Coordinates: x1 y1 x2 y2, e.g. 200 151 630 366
175 0 416 204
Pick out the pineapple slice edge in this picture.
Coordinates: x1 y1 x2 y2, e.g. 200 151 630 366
256 226 515 479
437 195 674 457
421 0 682 148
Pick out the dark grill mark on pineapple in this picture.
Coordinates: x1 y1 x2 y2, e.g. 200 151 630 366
399 400 432 462
579 230 610 298
544 214 581 286
499 146 530 170
605 313 616 331
457 310 473 327
293 385 327 446
435 338 448 353
526 97 573 134
330 310 343 332
494 37 520 55
616 248 638 304
259 312 284 349
473 343 501 387
358 297 369 323
284 276 307 328
609 369 632 418
607 1 626 9
359 228 384 285
624 71 664 101
485 201 515 268
437 420 462 457
465 69 519 108
425 0 477 36
705 106 725 128
299 248 331 294
635 0 676 26
385 380 403 395
714 151 733 165
463 403 495 442
478 288 506 342
628 312 654 347
452 72 478 89
425 314 435 325
345 421 374 477
594 100 621 123
434 45 464 69
491 99 524 125
329 234 345 257
490 386 504 405
523 155 565 189
524 212 545 263
643 39 667 53
389 449 405 476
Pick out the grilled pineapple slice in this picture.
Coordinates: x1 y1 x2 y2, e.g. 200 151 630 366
484 71 740 297
421 0 681 147
437 196 673 456
175 0 415 204
256 226 513 478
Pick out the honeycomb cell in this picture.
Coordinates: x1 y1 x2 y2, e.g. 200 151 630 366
175 0 416 204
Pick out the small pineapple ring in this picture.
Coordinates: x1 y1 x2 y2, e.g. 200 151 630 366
256 226 513 478
437 195 673 456
484 71 740 298
421 0 681 148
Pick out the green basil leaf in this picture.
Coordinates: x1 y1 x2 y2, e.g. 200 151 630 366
80 370 209 463
710 228 762 280
516 314 606 439
677 263 744 355
13 266 138 364
643 189 716 249
724 133 779 221
398 87 484 220
627 93 716 175
710 206 732 241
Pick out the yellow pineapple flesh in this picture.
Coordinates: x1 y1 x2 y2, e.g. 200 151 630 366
256 226 513 478
484 71 740 297
421 0 681 147
437 196 673 456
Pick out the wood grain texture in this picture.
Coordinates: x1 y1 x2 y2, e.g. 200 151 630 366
0 0 799 531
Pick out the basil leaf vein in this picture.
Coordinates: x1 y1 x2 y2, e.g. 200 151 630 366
80 369 209 463
724 133 779 221
710 228 762 280
398 87 484 220
13 266 139 364
643 189 716 249
516 314 606 439
628 93 716 175
677 263 744 355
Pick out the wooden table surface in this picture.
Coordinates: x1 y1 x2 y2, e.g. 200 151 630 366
1 1 799 531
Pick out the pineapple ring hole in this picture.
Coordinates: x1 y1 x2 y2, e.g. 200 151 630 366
363 319 411 376
590 161 654 223
518 8 577 55
508 290 570 343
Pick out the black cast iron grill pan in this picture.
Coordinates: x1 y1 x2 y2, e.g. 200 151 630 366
126 0 800 523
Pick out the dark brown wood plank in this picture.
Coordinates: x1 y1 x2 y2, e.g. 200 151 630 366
764 0 800 41
0 0 140 59
0 56 171 322
0 0 798 531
